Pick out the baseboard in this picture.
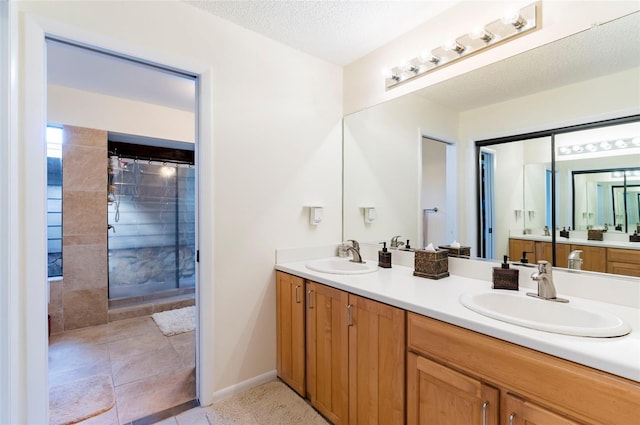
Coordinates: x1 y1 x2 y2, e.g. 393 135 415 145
208 370 277 403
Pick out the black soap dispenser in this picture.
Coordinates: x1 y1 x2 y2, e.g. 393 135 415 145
492 255 519 290
378 242 392 268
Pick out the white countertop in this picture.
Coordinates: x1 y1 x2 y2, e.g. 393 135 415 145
276 257 640 383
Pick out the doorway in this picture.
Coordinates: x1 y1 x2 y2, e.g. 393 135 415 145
480 148 496 259
421 136 455 249
46 39 199 423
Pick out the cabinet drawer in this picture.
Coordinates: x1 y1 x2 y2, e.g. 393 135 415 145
607 248 640 264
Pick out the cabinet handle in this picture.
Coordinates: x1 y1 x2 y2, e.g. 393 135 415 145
482 401 488 425
307 290 313 309
346 304 353 326
509 412 516 425
295 285 300 304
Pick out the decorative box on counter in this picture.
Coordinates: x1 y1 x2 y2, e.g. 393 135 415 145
587 229 605 241
438 245 471 258
414 249 450 280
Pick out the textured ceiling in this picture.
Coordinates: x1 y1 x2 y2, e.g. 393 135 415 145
184 0 460 65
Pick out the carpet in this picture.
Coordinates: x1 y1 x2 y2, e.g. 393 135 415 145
152 306 196 336
204 381 329 425
49 374 115 425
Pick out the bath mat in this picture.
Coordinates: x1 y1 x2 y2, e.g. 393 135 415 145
152 306 196 336
49 374 115 425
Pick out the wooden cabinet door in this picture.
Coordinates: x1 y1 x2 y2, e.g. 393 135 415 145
509 239 536 263
607 248 640 277
306 281 349 425
570 244 606 273
348 294 405 425
276 272 306 396
535 241 571 268
504 394 582 425
407 352 499 425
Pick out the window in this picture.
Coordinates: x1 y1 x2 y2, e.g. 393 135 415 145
47 126 63 277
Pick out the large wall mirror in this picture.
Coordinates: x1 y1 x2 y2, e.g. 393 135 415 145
343 11 640 280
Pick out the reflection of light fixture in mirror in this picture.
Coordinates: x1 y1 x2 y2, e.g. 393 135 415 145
383 1 539 89
362 206 376 224
557 137 640 156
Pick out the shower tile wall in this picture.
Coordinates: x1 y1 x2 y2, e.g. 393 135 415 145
61 126 108 330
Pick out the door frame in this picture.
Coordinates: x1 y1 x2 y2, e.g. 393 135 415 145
7 13 216 423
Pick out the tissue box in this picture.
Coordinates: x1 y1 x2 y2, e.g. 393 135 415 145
587 229 604 241
438 245 470 258
413 249 449 280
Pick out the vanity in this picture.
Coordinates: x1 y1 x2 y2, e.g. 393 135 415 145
508 235 640 276
275 250 640 425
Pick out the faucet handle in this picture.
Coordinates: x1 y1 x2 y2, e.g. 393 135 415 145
537 260 551 273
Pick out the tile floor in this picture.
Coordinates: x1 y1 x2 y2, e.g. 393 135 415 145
49 315 196 425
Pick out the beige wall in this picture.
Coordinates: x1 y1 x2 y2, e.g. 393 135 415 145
48 85 195 143
13 1 343 416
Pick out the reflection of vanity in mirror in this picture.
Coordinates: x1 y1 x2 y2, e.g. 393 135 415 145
343 11 640 279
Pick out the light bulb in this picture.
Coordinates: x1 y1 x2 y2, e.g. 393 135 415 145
572 145 583 153
502 10 526 29
632 137 640 146
585 143 597 152
599 141 612 150
443 39 465 54
469 27 493 42
559 146 571 154
614 139 627 148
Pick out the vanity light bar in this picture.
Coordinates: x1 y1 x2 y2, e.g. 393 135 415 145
382 2 540 89
557 137 640 156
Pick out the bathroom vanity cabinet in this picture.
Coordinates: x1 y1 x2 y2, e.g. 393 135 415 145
509 237 640 276
275 272 306 396
276 272 405 425
407 312 640 425
276 270 640 425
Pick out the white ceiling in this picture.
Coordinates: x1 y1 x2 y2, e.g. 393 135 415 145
184 0 460 66
46 4 640 115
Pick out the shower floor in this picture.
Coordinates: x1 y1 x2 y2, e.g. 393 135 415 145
48 314 196 424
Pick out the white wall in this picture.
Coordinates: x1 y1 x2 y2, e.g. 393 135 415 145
8 1 342 422
343 92 457 246
48 85 195 142
343 1 640 114
459 67 640 252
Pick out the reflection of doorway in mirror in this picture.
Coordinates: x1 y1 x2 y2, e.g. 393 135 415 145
421 137 454 250
479 149 495 259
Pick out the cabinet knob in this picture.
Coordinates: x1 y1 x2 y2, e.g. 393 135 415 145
307 290 313 309
295 285 300 304
347 304 353 326
509 412 516 425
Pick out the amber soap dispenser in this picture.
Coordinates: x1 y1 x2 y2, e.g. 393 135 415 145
378 242 392 268
492 255 519 290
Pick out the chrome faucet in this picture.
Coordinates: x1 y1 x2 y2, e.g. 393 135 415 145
107 224 116 233
345 240 363 263
568 250 583 270
527 260 568 303
390 235 405 249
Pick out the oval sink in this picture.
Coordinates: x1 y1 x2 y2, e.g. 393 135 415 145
460 292 631 338
305 258 378 275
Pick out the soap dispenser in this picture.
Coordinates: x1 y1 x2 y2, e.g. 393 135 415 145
378 242 392 268
492 255 519 290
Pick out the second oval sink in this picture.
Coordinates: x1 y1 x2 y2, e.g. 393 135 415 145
460 292 631 338
305 258 378 275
